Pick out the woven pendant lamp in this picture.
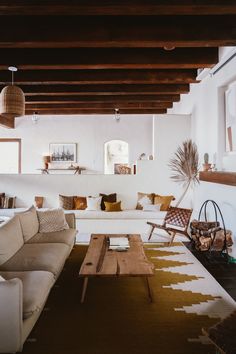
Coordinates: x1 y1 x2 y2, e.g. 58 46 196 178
0 66 25 117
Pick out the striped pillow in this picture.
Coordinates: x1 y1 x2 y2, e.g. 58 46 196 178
37 208 69 233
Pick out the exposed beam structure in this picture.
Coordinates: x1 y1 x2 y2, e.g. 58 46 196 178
0 48 218 70
0 1 235 16
0 115 15 129
25 95 181 103
25 108 168 115
16 84 189 96
0 16 235 48
25 102 173 110
0 69 198 85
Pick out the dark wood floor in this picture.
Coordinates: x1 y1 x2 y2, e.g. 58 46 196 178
185 242 236 301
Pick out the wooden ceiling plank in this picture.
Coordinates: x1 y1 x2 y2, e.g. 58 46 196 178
25 108 168 115
0 115 15 129
16 84 189 95
0 69 198 85
25 102 173 109
25 94 181 103
0 2 236 16
0 48 218 70
0 16 235 48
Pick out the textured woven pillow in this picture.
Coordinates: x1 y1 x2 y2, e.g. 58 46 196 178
59 195 74 210
0 193 5 208
100 193 117 210
86 196 102 211
104 201 122 212
37 208 69 233
74 196 87 210
154 195 175 211
136 192 154 210
16 205 39 242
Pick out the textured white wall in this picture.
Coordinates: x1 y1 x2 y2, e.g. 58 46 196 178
0 115 191 209
0 114 153 174
169 47 236 237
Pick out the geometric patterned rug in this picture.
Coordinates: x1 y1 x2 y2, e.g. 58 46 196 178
22 243 236 354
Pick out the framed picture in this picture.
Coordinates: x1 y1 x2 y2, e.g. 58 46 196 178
50 143 77 163
225 83 236 153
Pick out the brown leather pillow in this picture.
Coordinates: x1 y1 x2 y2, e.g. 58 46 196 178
59 195 75 210
74 196 87 210
99 193 117 211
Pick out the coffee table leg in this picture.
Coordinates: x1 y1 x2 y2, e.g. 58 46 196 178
81 277 88 303
145 277 153 303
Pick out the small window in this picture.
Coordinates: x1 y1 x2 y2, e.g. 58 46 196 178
104 140 129 174
0 139 21 173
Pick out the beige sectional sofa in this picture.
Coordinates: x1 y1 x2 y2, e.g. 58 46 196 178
0 208 77 353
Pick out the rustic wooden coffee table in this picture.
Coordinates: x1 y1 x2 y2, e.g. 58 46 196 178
79 234 154 303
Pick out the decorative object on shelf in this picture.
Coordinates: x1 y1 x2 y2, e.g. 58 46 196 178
0 66 25 118
114 163 132 174
42 155 51 169
50 143 76 163
148 154 154 160
34 196 44 209
138 152 146 160
169 139 199 207
190 199 233 254
202 152 212 171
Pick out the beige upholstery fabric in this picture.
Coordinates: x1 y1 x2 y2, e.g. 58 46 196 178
16 206 39 242
0 243 70 277
64 213 76 229
0 271 54 319
0 215 24 266
27 229 76 247
37 208 69 233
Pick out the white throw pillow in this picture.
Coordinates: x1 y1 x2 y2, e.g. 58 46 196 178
86 196 102 211
37 208 69 233
16 205 39 242
142 204 161 212
0 275 5 282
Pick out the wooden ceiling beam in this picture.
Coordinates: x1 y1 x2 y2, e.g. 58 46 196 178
0 48 218 70
25 94 180 103
0 2 236 16
25 102 173 109
0 69 198 85
0 16 235 48
25 108 168 115
0 115 15 129
16 84 189 96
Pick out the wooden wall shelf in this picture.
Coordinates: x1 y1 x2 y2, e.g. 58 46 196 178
199 171 236 186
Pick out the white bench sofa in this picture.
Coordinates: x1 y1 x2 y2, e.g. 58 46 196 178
0 208 167 234
0 210 76 353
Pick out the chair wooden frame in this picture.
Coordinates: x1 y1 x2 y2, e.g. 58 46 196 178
147 206 193 245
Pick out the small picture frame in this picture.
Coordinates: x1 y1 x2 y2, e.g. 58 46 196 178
49 143 77 163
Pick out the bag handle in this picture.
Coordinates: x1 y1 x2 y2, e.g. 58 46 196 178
198 199 227 250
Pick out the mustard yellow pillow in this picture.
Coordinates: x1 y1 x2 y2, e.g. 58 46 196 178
104 201 122 212
154 195 175 211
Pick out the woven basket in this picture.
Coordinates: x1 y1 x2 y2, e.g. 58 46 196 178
0 85 25 117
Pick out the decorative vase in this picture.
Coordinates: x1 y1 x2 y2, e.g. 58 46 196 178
202 163 212 171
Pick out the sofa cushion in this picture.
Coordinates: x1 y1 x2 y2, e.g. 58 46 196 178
27 229 76 247
0 215 24 266
37 208 69 233
100 193 117 210
0 243 70 277
16 206 39 242
104 201 122 212
86 196 102 211
59 194 75 210
0 275 5 281
136 192 154 210
154 194 175 211
74 196 87 210
0 270 54 319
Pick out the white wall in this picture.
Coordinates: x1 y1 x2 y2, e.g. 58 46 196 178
0 114 191 209
169 47 236 237
0 114 153 174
